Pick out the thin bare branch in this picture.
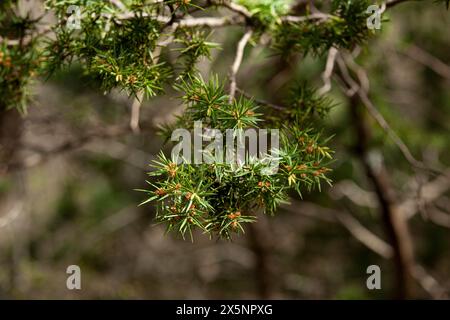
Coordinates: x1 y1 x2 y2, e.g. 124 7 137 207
400 169 450 219
336 211 394 259
0 203 23 229
178 15 245 28
337 61 416 298
211 0 253 19
402 45 450 80
357 89 426 169
411 265 448 299
318 47 338 95
10 124 155 171
109 0 126 11
342 51 370 93
285 200 393 258
287 200 448 298
281 12 333 23
130 36 165 133
428 207 450 228
229 28 253 102
236 87 285 111
130 91 145 133
330 180 378 208
336 54 431 172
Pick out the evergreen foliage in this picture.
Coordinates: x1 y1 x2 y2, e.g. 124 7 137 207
1 0 448 240
140 75 333 240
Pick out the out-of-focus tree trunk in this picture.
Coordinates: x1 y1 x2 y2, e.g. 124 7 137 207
0 107 23 174
349 96 416 299
247 216 279 299
0 105 24 295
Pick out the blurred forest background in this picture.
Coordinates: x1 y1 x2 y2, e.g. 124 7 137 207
0 0 450 299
